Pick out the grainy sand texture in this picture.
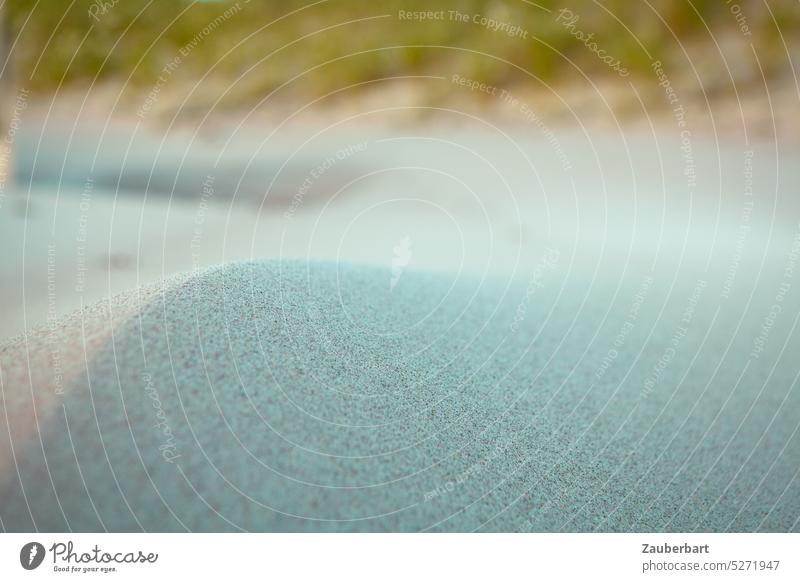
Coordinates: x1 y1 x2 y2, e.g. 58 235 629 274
2 259 798 532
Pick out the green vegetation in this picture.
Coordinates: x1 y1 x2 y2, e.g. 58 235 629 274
5 0 796 106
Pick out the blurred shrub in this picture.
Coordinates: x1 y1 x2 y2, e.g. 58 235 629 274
5 0 796 104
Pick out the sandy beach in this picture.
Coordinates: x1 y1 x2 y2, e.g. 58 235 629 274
2 5 800 579
2 107 800 532
1 254 798 531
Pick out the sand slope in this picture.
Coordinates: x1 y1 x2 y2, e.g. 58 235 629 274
1 259 799 531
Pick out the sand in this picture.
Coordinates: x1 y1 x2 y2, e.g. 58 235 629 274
1 258 799 532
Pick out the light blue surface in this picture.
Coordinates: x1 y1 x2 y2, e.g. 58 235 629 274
1 258 799 531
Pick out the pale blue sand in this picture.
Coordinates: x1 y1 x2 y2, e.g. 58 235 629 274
1 258 799 531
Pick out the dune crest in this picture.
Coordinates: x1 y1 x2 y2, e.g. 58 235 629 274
1 260 798 532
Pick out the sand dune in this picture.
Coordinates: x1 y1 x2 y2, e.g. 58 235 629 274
1 259 798 531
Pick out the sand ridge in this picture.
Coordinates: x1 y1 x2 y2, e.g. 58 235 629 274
1 259 798 531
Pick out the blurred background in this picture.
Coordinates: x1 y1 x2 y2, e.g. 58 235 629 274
0 0 798 337
3 0 799 122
